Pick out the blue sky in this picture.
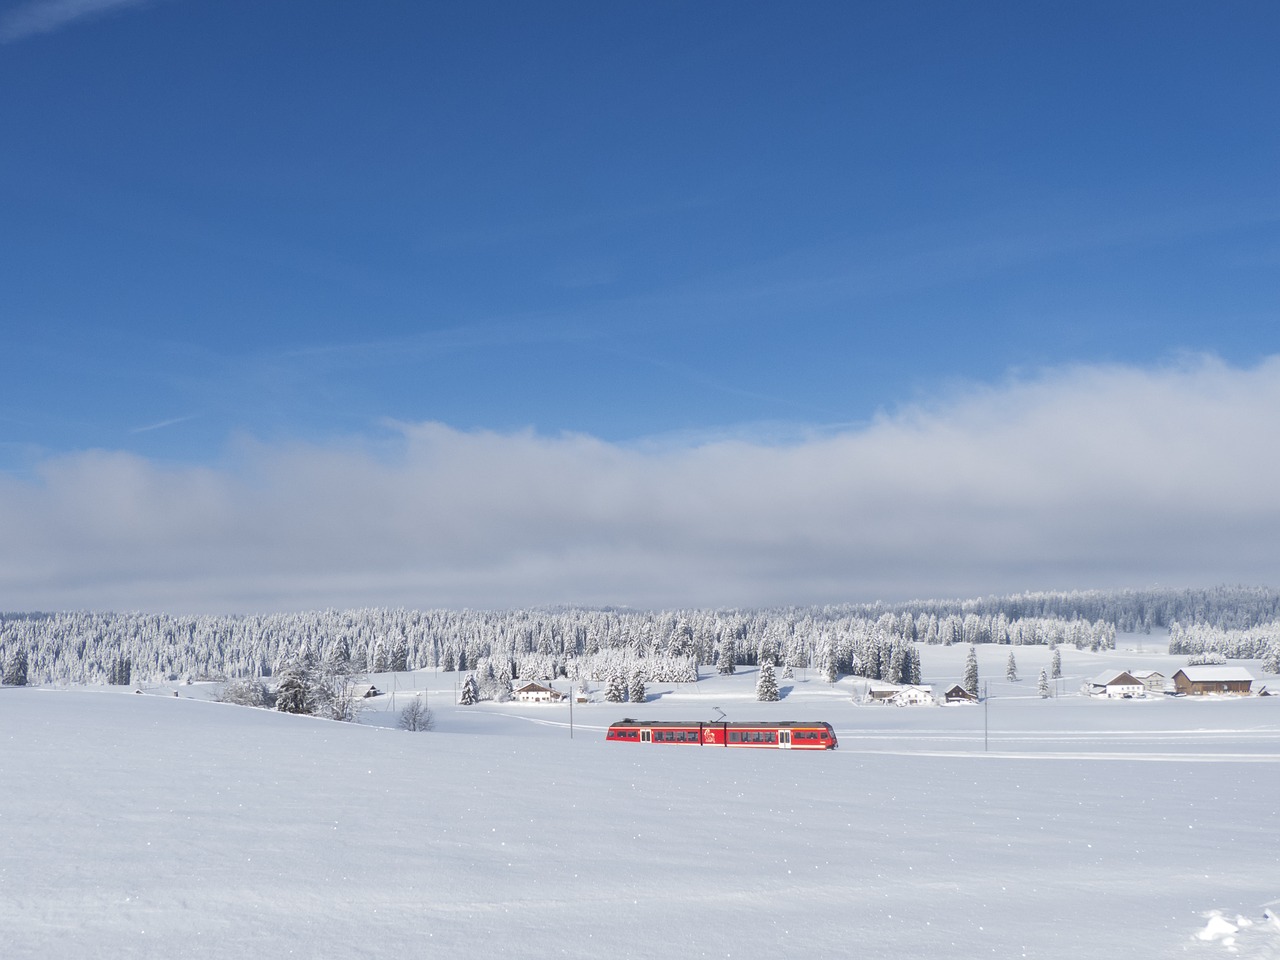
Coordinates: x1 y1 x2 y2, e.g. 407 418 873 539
3 1 1279 611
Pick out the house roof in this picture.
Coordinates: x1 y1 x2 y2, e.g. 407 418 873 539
1175 666 1256 683
1090 671 1141 687
1129 670 1165 681
512 681 555 693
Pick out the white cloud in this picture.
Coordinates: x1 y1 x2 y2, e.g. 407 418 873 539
0 0 150 43
3 355 1280 613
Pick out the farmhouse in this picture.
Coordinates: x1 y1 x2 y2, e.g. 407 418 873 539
866 683 936 706
1089 671 1145 699
1171 667 1255 696
890 685 937 706
512 681 565 703
1129 670 1166 695
866 682 899 703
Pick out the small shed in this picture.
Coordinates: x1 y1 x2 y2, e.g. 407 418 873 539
350 684 382 699
1172 666 1255 696
1089 671 1145 699
943 684 978 703
512 681 565 703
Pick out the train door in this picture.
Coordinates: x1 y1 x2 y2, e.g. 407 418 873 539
778 730 792 749
641 729 652 743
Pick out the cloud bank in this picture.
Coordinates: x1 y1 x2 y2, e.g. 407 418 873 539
4 355 1280 613
0 0 149 43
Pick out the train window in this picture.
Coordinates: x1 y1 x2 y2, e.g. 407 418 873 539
729 731 743 743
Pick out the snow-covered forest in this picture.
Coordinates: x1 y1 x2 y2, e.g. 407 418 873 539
1169 621 1280 672
7 584 1273 688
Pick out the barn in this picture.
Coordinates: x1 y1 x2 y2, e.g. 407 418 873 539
943 684 978 703
1171 667 1255 696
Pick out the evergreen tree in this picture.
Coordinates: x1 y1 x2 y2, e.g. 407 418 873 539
963 646 979 697
1263 643 1280 675
716 640 736 675
889 643 906 684
2 649 28 686
605 672 627 703
756 661 779 702
442 648 456 673
388 638 409 673
1050 647 1062 679
1038 668 1050 698
108 656 132 686
628 669 646 704
459 674 478 705
274 661 317 714
906 647 922 686
1005 651 1019 682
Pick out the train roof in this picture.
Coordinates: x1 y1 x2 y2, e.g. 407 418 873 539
609 719 833 729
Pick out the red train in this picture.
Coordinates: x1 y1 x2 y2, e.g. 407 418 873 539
606 719 838 749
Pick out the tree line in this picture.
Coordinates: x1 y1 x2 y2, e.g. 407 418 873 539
0 593 1134 688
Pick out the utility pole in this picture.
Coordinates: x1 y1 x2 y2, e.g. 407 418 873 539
569 684 574 740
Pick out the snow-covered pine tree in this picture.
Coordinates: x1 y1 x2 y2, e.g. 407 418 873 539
963 646 979 697
459 674 478 705
1005 651 1019 682
888 642 906 684
2 649 28 686
756 661 779 702
1038 668 1050 698
1264 643 1280 675
1050 647 1062 679
388 638 409 672
605 672 627 703
274 662 316 714
629 669 646 704
717 640 736 675
906 646 922 686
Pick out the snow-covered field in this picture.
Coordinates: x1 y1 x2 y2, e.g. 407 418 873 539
3 641 1278 959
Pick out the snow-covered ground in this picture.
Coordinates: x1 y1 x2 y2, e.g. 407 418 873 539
3 640 1278 959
